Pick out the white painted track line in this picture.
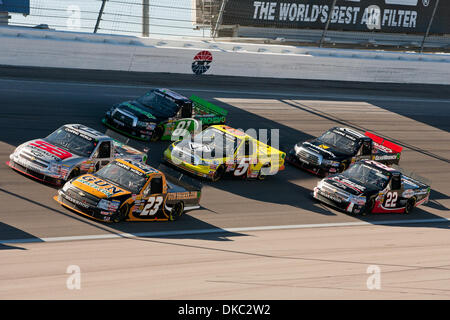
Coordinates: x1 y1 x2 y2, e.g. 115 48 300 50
1 217 448 244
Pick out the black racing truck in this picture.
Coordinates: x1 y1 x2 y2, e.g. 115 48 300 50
287 127 403 176
103 88 227 142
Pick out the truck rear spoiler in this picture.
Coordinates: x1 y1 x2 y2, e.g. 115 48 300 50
158 163 202 192
190 95 228 117
365 132 403 154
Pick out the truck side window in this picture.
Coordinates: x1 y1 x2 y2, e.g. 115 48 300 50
244 140 253 156
181 101 193 118
361 141 372 156
391 175 401 190
150 177 163 194
97 141 111 159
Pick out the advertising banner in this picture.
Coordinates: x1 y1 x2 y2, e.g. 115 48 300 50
0 0 30 15
221 0 449 34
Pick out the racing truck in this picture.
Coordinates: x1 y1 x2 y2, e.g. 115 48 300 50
54 159 202 222
7 124 147 186
313 160 430 215
164 125 286 181
287 127 403 176
102 88 228 141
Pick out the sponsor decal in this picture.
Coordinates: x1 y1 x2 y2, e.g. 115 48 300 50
64 127 93 141
319 190 344 203
167 191 199 201
331 176 366 192
192 51 212 75
115 160 145 176
124 103 156 120
62 193 90 209
374 154 398 161
29 140 72 160
78 176 126 197
402 189 415 198
304 142 336 158
219 0 449 33
333 129 357 141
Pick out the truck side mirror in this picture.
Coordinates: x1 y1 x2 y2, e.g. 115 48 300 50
391 175 401 190
98 142 111 159
244 140 252 156
362 141 372 156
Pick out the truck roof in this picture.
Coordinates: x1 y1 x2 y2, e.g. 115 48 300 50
157 88 190 102
116 158 161 176
64 124 110 141
332 127 366 140
361 159 401 175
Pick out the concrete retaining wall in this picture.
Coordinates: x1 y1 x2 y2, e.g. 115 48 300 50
1 26 449 85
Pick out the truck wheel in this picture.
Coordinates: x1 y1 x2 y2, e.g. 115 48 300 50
257 163 271 180
405 197 416 214
169 202 184 221
212 165 225 182
114 203 129 223
364 197 375 215
150 126 163 142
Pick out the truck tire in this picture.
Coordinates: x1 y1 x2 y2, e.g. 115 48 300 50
364 197 375 215
113 203 129 223
257 163 271 180
212 165 225 182
169 202 184 221
405 197 416 214
150 126 164 142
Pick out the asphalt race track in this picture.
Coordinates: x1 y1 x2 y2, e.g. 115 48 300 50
0 67 449 299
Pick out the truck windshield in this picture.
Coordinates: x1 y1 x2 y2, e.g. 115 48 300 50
192 127 240 159
45 127 97 157
318 130 359 154
95 161 147 194
342 163 390 190
136 90 180 118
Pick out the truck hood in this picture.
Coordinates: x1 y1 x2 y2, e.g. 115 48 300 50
301 140 352 160
17 139 85 165
117 101 158 122
71 174 131 199
324 174 378 196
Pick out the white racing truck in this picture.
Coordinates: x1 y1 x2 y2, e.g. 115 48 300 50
8 124 147 186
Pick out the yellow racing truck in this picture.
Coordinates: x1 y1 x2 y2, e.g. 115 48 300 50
164 125 286 181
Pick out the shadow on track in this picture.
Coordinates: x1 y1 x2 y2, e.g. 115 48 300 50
0 222 36 249
0 74 449 241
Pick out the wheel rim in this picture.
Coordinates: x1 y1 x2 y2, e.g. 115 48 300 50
212 166 225 182
406 198 416 214
365 198 375 214
170 202 184 221
151 127 163 142
117 204 129 222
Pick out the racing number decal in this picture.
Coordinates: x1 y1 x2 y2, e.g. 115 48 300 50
172 120 192 137
234 159 250 176
140 196 164 216
385 192 398 208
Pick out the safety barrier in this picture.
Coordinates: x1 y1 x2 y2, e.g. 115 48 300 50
1 26 449 85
